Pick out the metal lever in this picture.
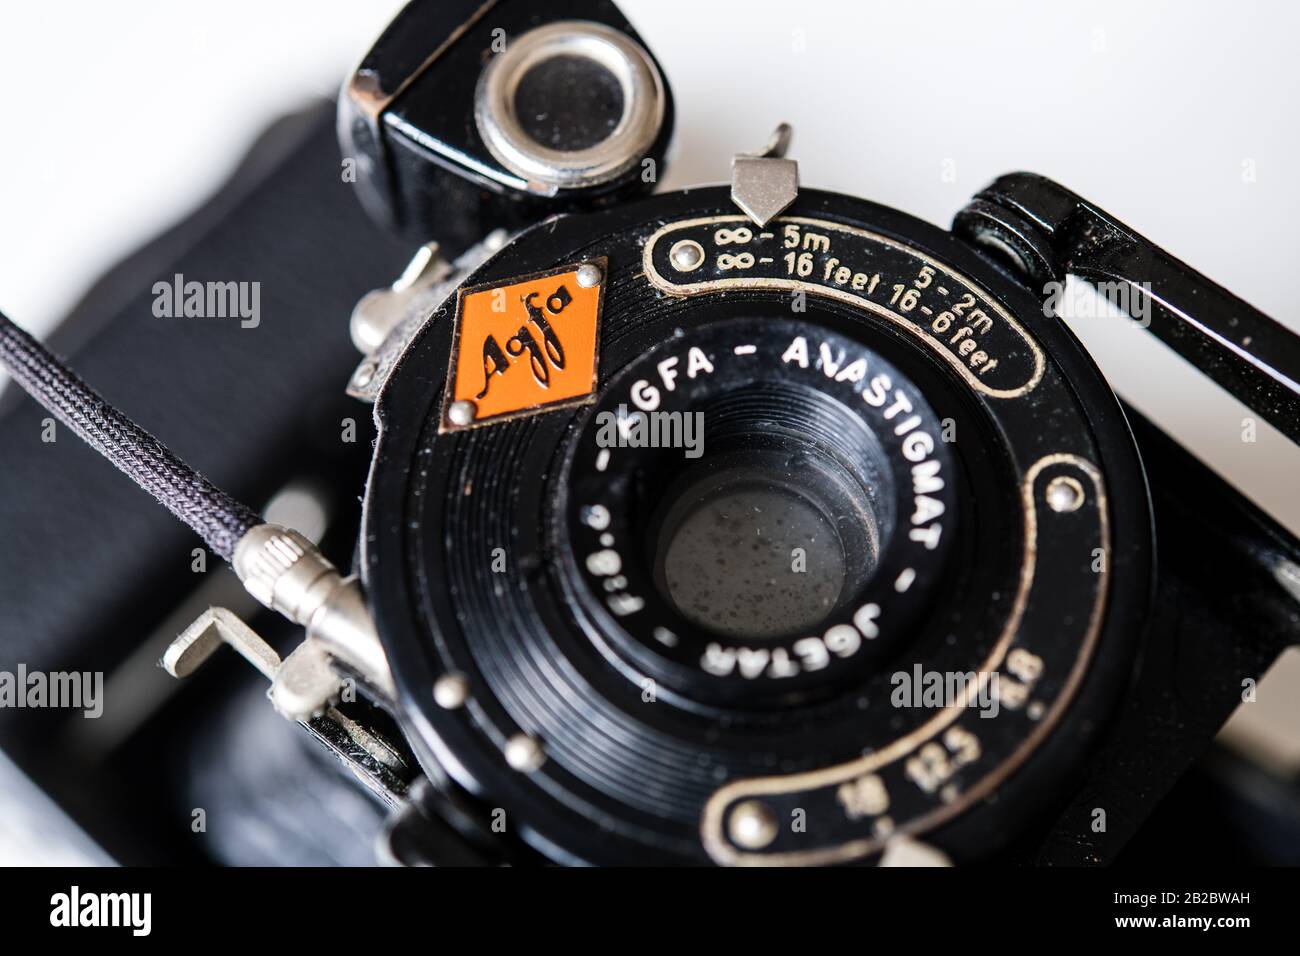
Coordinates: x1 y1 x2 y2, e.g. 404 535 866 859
350 241 452 353
731 123 798 227
162 606 342 721
955 173 1300 445
162 606 280 680
163 607 415 805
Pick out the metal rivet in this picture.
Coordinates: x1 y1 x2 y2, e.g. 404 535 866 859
353 361 376 388
1045 475 1085 513
447 399 477 427
433 673 469 709
669 239 705 272
505 734 546 772
576 262 603 288
728 799 778 849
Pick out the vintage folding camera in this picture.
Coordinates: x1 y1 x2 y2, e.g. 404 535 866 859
2 0 1298 867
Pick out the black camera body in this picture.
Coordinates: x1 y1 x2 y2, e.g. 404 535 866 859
2 0 1297 867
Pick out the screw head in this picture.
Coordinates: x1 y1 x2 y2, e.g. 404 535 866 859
433 673 469 709
504 733 546 772
728 799 778 849
447 399 477 427
1045 475 1085 513
669 239 705 272
575 262 602 288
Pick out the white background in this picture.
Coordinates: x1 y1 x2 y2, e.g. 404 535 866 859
1 0 1296 526
1 0 1298 853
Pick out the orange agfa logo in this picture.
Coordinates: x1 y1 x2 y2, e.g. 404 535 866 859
442 261 604 430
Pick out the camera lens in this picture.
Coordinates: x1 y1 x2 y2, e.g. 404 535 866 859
515 55 625 151
364 191 1147 864
473 21 665 190
560 314 954 707
653 440 880 641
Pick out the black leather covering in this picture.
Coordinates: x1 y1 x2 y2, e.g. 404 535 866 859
0 104 408 686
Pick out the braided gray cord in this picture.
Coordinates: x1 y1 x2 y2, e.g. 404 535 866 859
0 310 260 560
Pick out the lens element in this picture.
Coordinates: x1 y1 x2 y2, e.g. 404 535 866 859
515 55 625 151
657 444 877 640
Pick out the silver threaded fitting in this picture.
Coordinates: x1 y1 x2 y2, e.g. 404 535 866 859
233 524 337 625
232 523 395 700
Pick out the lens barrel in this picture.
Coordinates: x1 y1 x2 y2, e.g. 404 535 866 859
363 187 1153 865
560 316 957 708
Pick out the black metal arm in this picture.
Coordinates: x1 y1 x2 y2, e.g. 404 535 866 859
955 173 1300 444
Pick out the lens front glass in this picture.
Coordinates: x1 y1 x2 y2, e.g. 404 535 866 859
652 429 883 641
515 55 624 151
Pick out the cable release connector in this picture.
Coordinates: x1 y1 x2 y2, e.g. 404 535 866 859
231 524 396 717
